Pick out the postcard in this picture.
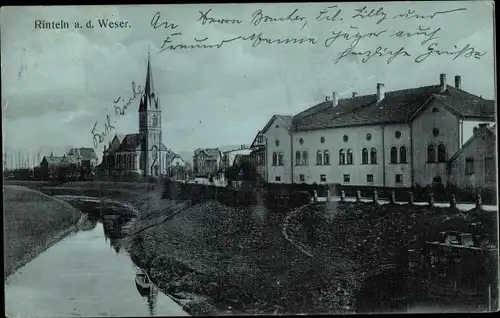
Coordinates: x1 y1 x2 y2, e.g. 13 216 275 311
2 2 497 316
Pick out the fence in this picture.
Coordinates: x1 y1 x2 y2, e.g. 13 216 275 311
311 189 497 212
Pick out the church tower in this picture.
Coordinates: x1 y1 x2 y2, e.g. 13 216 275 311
138 51 162 177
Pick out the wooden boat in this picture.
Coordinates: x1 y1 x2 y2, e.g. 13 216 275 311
135 269 152 297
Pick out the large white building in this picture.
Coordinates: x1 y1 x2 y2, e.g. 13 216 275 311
262 74 496 188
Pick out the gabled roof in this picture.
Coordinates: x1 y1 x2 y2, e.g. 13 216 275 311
60 154 79 166
166 150 184 164
67 148 97 161
448 125 496 164
116 134 141 152
42 155 63 166
250 130 265 148
194 148 221 159
261 115 294 134
292 85 495 131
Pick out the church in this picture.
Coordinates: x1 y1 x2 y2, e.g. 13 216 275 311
97 53 175 178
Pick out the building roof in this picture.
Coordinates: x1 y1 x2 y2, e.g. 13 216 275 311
194 148 221 159
60 154 79 166
116 134 141 152
138 53 160 112
261 114 294 133
448 124 496 164
42 155 63 166
292 84 495 131
67 148 97 160
166 150 184 164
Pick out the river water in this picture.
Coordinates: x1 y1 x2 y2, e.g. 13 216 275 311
4 196 188 317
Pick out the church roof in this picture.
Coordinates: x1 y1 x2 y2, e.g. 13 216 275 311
116 134 141 152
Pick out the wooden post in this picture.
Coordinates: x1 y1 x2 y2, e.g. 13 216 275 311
476 194 482 210
488 284 492 312
428 193 435 207
373 189 379 205
340 190 346 202
313 190 318 202
450 194 457 210
390 190 396 204
356 190 362 202
408 192 414 205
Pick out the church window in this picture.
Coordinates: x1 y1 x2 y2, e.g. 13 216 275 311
152 114 158 127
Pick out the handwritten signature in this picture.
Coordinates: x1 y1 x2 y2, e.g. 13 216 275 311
91 81 144 149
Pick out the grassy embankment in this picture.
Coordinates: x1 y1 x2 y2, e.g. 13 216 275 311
3 185 82 279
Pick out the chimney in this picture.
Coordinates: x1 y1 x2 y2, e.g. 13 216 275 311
332 92 338 107
454 75 461 90
376 83 385 102
440 74 447 92
352 92 357 97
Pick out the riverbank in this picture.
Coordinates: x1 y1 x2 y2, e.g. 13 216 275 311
4 185 82 280
127 194 358 315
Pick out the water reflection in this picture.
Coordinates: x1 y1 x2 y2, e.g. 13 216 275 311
5 196 187 317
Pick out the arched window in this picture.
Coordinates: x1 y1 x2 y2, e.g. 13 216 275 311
272 152 278 166
302 151 308 165
339 149 346 165
324 150 330 165
362 148 369 164
427 144 436 162
390 147 398 164
437 144 447 162
347 149 354 164
295 151 301 165
399 146 407 164
316 150 323 165
278 152 284 166
152 114 158 127
370 148 377 164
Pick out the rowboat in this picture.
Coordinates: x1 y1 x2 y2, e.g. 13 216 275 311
135 269 152 297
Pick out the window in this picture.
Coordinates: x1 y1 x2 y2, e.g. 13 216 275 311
295 151 301 165
343 174 351 183
370 148 377 164
437 144 447 162
278 152 284 166
433 176 442 183
465 157 475 175
275 176 281 182
316 150 323 165
347 149 353 164
395 131 401 139
343 135 349 142
433 128 440 137
257 135 263 144
427 144 436 163
390 146 398 163
275 124 280 128
366 133 372 141
320 174 327 182
324 150 330 165
432 108 439 113
152 114 158 127
302 151 308 165
395 174 403 183
366 174 374 183
362 148 369 164
299 174 305 182
275 139 280 147
399 146 407 163
339 149 346 164
320 136 325 143
485 156 495 182
272 152 278 166
299 138 304 145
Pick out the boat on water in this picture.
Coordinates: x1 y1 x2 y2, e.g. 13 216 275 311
135 269 152 297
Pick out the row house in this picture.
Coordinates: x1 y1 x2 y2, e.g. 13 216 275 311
193 148 222 178
261 74 496 188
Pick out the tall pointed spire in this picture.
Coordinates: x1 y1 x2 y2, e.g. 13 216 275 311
139 48 157 112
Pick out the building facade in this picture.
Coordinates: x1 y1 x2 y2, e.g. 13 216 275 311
261 74 496 188
448 124 497 190
97 53 172 177
249 131 266 181
193 148 222 177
